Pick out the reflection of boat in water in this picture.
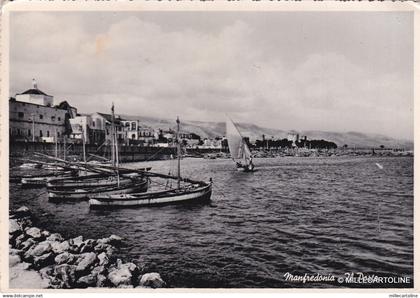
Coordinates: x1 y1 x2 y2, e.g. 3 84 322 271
226 116 255 172
89 117 212 208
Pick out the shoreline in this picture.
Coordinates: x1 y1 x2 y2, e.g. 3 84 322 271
9 206 167 289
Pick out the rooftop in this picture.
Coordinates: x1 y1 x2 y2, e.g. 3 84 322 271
17 88 51 97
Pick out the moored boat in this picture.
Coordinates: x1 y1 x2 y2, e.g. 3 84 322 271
89 180 211 208
21 170 78 187
46 173 140 190
48 177 149 200
88 117 212 208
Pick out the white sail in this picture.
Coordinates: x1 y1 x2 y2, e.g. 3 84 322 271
225 116 252 165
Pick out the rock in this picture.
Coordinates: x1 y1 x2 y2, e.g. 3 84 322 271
10 264 49 289
139 273 166 288
15 234 27 247
97 237 111 245
26 227 42 239
75 252 97 273
47 233 63 242
105 246 115 257
41 230 51 238
96 274 107 287
24 241 52 260
39 265 54 279
55 252 75 265
10 248 22 256
15 206 31 217
19 218 33 229
92 265 106 276
19 238 36 251
10 219 22 235
107 267 133 287
51 240 70 254
9 254 21 267
76 274 97 288
54 264 76 288
13 261 31 271
94 242 111 253
97 252 109 266
108 235 123 245
119 262 138 275
70 236 83 247
80 241 95 253
33 252 55 269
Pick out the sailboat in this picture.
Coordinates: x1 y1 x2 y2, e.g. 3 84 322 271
88 117 212 208
226 116 255 172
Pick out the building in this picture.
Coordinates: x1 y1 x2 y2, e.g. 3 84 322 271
68 115 104 145
15 79 54 107
121 120 140 145
91 113 124 145
287 132 300 147
9 80 76 143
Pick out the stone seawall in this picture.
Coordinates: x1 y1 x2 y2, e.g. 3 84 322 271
9 206 166 289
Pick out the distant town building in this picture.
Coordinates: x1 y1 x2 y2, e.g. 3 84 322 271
9 80 76 143
93 113 124 145
15 79 54 107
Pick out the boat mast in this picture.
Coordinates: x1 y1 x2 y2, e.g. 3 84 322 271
55 128 58 158
176 116 181 189
111 108 115 168
63 135 66 161
111 103 120 187
81 125 86 166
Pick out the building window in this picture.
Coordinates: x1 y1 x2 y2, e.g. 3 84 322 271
17 129 21 136
132 122 136 130
18 112 24 118
131 134 136 139
58 132 60 137
40 130 43 137
47 131 50 137
92 122 95 127
40 115 43 120
51 116 56 121
28 129 31 136
58 117 61 121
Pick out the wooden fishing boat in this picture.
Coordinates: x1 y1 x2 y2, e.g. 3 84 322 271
89 180 211 208
19 162 42 169
10 171 71 184
46 173 140 190
226 115 255 172
21 170 78 187
48 177 149 200
89 117 212 208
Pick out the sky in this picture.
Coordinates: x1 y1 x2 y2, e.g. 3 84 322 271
9 11 414 140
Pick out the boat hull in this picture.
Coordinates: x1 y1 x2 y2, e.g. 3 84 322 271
47 174 137 190
48 179 149 201
20 171 77 187
89 184 212 208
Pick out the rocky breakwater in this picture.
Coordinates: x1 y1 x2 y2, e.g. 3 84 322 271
9 206 166 289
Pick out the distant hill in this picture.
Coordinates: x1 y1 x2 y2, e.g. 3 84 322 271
120 114 413 149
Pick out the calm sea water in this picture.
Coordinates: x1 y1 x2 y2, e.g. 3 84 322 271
10 157 414 288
